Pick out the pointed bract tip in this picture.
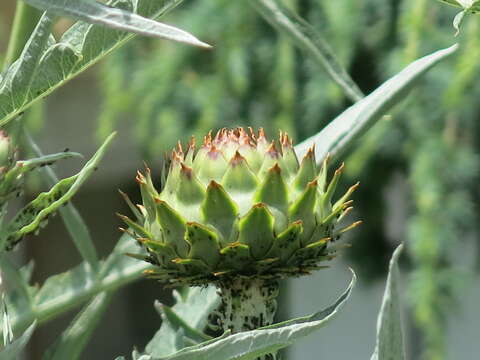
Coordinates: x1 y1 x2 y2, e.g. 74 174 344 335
307 179 318 187
252 202 267 209
142 161 151 173
229 151 246 166
135 170 146 184
257 128 267 141
266 141 279 158
269 163 282 174
116 213 129 221
335 162 345 175
207 179 221 188
304 146 315 160
248 127 256 140
176 140 184 155
350 182 360 191
180 162 193 179
338 220 363 234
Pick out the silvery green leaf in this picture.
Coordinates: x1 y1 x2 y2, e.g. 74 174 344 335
43 292 112 360
0 133 115 252
294 45 458 162
0 321 36 360
0 233 151 338
370 244 405 360
0 0 186 126
2 296 13 346
24 0 209 48
146 286 218 357
438 0 480 34
26 132 99 269
148 271 355 360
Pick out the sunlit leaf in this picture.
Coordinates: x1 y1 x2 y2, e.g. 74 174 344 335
145 271 355 360
24 0 209 48
294 45 458 162
43 292 112 360
370 244 405 360
0 0 188 126
0 133 115 252
0 321 36 360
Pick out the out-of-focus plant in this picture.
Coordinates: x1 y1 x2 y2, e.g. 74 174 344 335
0 0 476 359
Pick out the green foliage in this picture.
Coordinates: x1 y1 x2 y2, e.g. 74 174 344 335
1 0 478 359
370 245 405 360
0 132 115 252
24 0 209 48
0 0 189 126
119 271 355 359
0 321 36 360
43 292 112 360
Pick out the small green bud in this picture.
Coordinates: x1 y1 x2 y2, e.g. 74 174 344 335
0 131 14 173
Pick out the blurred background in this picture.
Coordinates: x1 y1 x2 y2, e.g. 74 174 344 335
1 0 479 359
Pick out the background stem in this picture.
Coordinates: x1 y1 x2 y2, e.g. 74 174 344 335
2 2 42 70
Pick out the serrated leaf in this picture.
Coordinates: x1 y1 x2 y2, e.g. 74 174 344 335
0 233 152 339
148 271 355 360
370 244 405 360
24 0 209 48
0 133 115 252
294 45 459 162
0 321 36 360
0 0 187 126
43 292 112 360
26 131 99 269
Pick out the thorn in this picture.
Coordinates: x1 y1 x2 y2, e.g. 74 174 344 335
229 151 246 166
337 220 362 234
269 163 282 173
180 162 193 179
334 162 345 175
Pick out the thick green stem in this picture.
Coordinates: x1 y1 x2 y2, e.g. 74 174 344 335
3 2 42 70
211 278 279 360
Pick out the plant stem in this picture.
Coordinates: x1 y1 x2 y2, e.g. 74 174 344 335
2 2 42 71
212 278 279 360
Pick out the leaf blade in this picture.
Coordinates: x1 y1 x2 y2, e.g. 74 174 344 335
370 244 405 360
0 0 187 126
149 271 356 360
24 0 210 48
43 292 112 360
294 44 459 162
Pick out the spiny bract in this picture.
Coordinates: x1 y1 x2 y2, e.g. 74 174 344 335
121 128 360 285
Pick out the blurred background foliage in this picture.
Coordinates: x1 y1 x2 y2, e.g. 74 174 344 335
1 0 479 359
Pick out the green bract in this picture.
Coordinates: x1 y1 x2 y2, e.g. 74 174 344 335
122 128 360 285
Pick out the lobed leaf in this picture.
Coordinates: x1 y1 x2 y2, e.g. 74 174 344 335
0 133 115 252
0 0 188 126
26 131 99 269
